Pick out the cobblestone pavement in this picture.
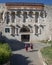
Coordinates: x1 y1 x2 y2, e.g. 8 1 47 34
10 42 50 65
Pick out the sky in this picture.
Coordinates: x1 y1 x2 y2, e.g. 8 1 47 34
0 0 52 5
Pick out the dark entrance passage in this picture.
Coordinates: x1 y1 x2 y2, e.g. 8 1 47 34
21 35 30 42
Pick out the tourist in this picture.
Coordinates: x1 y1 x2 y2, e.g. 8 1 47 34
25 44 28 52
30 43 33 50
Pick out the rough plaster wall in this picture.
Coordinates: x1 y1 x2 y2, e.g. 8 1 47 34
44 5 52 40
0 4 5 32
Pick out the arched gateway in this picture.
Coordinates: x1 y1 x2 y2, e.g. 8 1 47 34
20 26 30 42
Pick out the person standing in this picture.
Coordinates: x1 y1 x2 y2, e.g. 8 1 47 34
25 44 28 52
30 43 33 50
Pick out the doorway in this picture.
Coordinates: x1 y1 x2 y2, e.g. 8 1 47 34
21 35 30 42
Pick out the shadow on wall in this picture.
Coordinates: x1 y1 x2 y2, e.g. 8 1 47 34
10 54 31 65
0 34 30 51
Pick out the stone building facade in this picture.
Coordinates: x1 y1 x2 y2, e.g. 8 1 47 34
0 3 52 43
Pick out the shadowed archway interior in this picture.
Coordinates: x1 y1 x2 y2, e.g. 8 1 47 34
20 26 30 32
20 26 30 42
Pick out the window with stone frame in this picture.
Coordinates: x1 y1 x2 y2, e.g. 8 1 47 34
29 11 33 17
23 12 27 23
0 12 3 20
16 10 21 17
11 26 15 36
35 12 39 23
11 12 15 23
40 29 41 34
35 25 38 34
5 28 10 33
40 11 44 18
6 12 10 24
40 11 47 18
16 28 18 35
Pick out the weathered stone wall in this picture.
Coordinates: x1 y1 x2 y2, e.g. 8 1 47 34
0 4 52 42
